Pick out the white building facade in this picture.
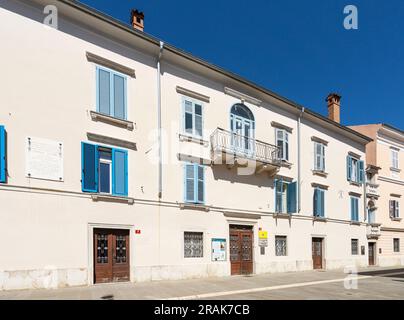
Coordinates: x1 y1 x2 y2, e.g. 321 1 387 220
0 0 373 290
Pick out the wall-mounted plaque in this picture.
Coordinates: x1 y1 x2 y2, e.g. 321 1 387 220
25 137 63 181
211 238 226 262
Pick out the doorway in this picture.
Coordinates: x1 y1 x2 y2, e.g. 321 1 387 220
368 242 376 266
312 238 323 270
230 225 253 275
93 228 130 284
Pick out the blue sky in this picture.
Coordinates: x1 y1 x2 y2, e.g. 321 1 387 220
78 0 404 129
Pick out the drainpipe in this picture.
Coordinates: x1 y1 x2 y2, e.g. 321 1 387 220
157 41 164 199
297 107 305 213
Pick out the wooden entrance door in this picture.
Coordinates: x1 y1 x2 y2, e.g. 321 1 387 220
312 238 323 270
94 229 130 284
230 226 253 275
368 242 376 266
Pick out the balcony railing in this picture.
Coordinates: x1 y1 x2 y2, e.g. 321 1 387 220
210 128 281 166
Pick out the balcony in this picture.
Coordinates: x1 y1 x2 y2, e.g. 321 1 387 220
210 128 281 175
366 183 379 198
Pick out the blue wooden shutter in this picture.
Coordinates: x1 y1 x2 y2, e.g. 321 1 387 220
313 189 319 216
185 163 195 202
358 160 365 184
320 190 325 217
287 181 297 214
0 126 6 183
112 148 128 196
196 165 205 203
347 156 352 181
113 74 126 120
81 142 98 193
350 197 354 220
97 67 111 116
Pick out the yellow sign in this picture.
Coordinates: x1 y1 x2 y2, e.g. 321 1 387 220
259 231 268 239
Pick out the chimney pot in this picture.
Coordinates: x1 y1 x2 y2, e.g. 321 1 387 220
131 9 144 32
326 93 341 123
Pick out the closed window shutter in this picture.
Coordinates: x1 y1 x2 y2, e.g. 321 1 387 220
285 132 289 161
350 197 354 220
81 142 98 193
113 74 126 120
313 189 318 216
397 201 400 218
347 156 352 181
185 164 195 202
0 126 5 183
320 190 325 217
97 68 111 115
112 148 128 196
194 104 203 138
184 100 193 135
287 181 297 214
197 165 205 203
321 145 325 171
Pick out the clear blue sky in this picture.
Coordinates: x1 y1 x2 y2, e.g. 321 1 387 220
78 0 404 129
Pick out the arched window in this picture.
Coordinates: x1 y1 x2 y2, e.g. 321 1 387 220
230 103 255 152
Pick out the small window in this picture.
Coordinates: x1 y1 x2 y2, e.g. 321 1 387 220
275 236 287 256
276 129 289 161
314 142 325 171
184 232 203 258
393 238 400 253
96 66 127 120
183 98 203 138
391 149 399 170
351 239 359 255
347 155 364 184
350 196 359 222
390 200 400 219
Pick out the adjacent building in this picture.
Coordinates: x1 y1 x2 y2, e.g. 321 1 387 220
0 0 376 291
350 124 404 266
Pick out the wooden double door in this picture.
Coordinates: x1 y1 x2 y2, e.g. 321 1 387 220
230 226 253 275
368 242 376 266
94 229 130 284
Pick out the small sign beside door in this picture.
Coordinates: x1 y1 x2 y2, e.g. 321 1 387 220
258 230 268 247
211 238 226 261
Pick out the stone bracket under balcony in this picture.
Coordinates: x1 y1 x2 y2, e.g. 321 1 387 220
210 128 281 176
367 223 381 239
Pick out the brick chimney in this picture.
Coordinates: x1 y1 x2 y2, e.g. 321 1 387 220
326 93 341 123
131 9 144 32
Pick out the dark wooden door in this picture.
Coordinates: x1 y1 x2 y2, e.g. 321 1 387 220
230 226 253 275
368 243 375 266
312 238 323 270
94 229 130 284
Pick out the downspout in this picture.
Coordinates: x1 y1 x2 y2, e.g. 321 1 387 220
297 107 305 213
157 41 164 199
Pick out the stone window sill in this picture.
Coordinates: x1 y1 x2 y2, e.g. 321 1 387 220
91 194 134 205
179 134 209 146
312 170 328 178
273 213 291 219
179 203 211 212
390 167 401 173
313 216 327 222
350 221 361 226
90 111 134 131
391 217 402 222
349 181 362 187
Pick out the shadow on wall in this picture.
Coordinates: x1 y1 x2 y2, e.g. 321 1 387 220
211 165 274 188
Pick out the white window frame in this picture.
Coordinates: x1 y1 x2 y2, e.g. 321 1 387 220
98 150 112 195
314 142 325 171
182 97 203 139
391 149 399 170
390 200 400 219
351 158 358 182
276 129 289 161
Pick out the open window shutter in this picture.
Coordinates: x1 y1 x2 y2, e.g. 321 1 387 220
358 160 365 184
197 165 205 203
313 189 319 216
350 197 354 220
287 181 297 214
347 156 352 181
389 200 394 218
185 164 195 202
81 142 98 193
0 126 6 183
355 198 359 221
321 145 326 171
274 179 279 212
112 148 128 196
396 201 400 218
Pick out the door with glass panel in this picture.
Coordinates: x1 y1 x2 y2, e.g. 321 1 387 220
94 229 130 283
230 225 253 275
230 104 255 156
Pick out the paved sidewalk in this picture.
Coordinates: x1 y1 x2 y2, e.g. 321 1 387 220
0 266 403 300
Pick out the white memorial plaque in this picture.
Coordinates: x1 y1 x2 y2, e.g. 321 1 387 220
25 137 64 181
